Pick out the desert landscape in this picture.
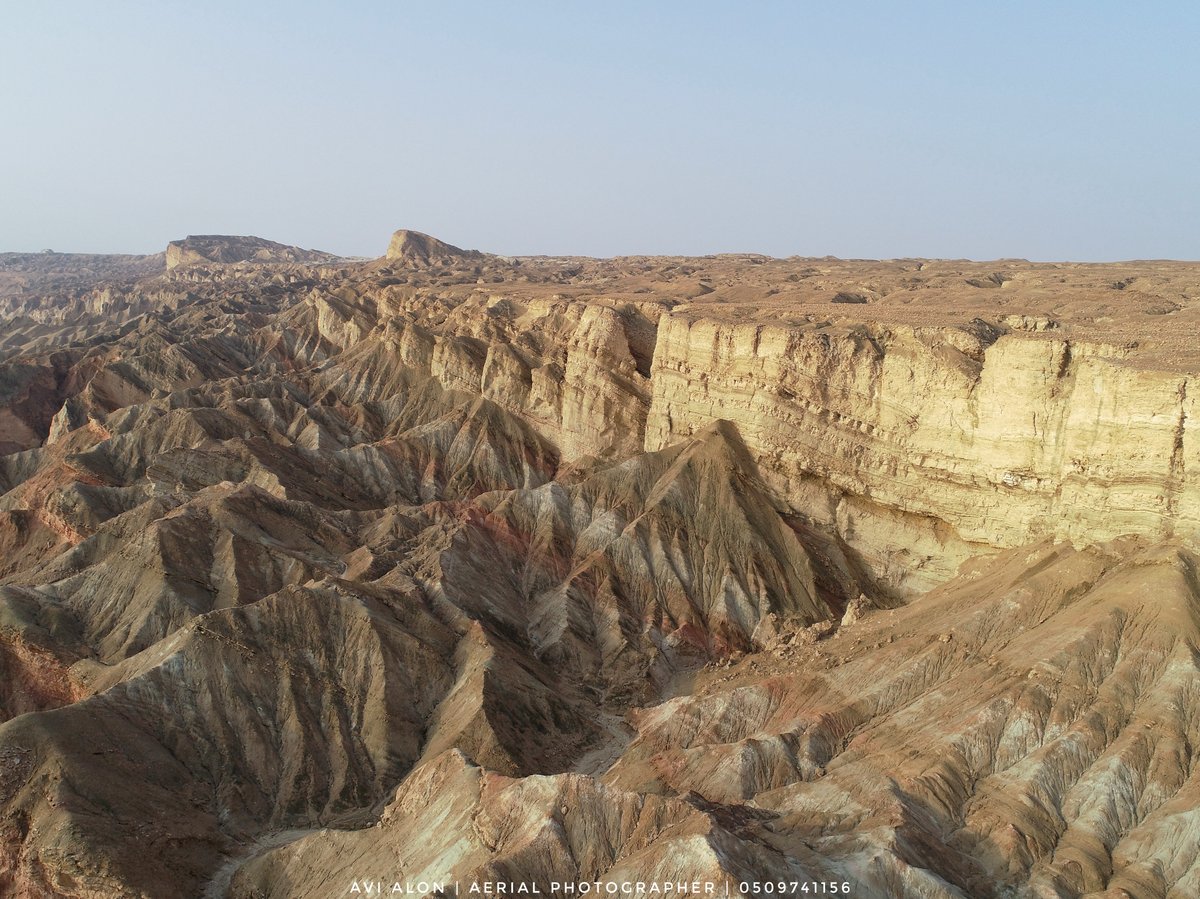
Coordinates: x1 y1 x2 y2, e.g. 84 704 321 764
0 231 1197 897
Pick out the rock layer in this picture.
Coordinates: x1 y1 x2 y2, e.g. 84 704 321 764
647 313 1200 591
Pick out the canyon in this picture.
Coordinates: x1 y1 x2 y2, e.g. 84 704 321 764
1 232 1199 897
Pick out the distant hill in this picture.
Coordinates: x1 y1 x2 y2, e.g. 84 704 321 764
165 235 339 270
384 229 483 266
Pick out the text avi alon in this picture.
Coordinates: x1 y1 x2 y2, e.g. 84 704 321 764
347 883 722 895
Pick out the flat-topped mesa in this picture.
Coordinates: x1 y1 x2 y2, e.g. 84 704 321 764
165 235 339 270
384 229 482 267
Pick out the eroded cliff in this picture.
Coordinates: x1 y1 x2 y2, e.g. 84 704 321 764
646 313 1200 593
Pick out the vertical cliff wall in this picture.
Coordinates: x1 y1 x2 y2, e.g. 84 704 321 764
644 312 1200 591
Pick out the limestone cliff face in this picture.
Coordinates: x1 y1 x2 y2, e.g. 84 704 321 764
557 305 650 460
645 313 1200 590
335 299 651 465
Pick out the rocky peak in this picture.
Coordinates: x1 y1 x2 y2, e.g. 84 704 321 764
384 229 481 266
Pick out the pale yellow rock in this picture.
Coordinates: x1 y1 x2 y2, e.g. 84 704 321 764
559 305 650 461
646 313 1200 590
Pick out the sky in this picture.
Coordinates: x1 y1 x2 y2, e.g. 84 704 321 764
2 1 1197 260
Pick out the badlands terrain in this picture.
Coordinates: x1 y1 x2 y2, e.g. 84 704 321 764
1 231 1200 898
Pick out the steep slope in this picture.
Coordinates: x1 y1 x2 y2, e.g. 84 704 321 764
0 582 456 897
228 539 1200 899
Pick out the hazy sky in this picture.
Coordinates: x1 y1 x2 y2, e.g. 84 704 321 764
3 1 1197 259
